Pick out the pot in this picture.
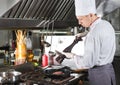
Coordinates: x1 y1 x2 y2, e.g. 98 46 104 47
0 76 8 84
8 69 22 83
0 72 8 78
0 72 9 83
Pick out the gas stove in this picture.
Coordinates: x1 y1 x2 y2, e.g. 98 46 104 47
1 65 86 85
20 76 75 85
19 69 76 85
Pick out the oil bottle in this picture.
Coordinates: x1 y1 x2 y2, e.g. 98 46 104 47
27 50 34 62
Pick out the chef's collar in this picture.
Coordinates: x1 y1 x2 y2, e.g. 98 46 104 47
90 18 101 31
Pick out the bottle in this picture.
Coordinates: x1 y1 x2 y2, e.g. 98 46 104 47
27 50 34 62
4 51 9 65
42 54 48 67
10 53 15 65
25 31 34 62
0 52 5 65
48 52 54 66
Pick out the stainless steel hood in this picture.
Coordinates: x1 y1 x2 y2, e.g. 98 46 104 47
0 0 78 29
0 0 120 29
96 0 120 17
0 0 20 16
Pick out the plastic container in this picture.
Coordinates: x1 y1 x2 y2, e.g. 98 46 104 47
42 54 48 67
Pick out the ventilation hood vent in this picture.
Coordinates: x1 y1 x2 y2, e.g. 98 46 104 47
0 0 119 29
0 0 20 17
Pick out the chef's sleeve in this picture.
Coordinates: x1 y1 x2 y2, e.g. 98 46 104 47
73 35 100 69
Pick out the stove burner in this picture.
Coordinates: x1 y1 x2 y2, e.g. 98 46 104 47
20 71 45 81
20 70 75 85
52 76 74 84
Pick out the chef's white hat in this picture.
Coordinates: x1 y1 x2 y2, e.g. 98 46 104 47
74 0 96 16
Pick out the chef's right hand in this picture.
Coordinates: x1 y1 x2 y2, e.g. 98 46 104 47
61 52 75 59
75 31 88 38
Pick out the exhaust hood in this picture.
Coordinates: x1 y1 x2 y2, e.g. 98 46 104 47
0 0 20 17
0 0 119 29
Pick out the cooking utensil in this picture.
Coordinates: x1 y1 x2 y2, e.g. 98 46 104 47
43 66 71 79
0 72 8 84
7 69 22 83
55 36 83 64
0 72 8 78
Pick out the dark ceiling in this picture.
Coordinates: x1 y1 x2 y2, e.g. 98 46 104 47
0 0 120 30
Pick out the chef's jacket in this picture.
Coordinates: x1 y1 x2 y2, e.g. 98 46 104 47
73 18 116 69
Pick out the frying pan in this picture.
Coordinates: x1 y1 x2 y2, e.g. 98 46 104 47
43 66 71 79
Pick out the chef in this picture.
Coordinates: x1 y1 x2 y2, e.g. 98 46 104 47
61 0 116 85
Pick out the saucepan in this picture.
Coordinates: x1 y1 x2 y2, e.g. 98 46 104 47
0 72 8 78
7 69 22 83
0 70 22 83
0 71 9 83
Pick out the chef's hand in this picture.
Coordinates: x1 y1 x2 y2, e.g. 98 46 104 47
75 33 82 38
75 31 88 38
61 52 75 59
